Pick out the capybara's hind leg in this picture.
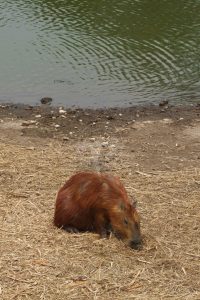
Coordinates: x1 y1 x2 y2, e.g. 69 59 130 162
63 226 80 233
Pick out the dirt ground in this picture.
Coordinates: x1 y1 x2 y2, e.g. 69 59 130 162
0 104 200 299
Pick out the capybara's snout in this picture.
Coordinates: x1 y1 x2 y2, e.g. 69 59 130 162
130 237 143 250
129 229 143 250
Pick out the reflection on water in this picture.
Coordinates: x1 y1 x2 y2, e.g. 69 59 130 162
0 0 200 107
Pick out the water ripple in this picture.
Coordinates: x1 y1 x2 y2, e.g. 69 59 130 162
0 0 200 106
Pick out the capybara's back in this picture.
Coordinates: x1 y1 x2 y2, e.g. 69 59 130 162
54 172 142 249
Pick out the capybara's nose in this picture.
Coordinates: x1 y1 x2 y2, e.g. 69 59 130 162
130 238 142 250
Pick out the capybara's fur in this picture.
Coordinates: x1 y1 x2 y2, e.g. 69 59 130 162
54 172 142 249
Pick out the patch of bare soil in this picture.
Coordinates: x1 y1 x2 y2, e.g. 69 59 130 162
0 104 200 299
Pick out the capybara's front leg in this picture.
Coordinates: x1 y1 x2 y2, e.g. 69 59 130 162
94 213 110 238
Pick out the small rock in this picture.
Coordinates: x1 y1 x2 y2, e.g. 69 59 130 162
69 131 73 135
119 113 122 117
162 118 172 124
107 116 115 120
63 136 69 141
89 138 96 142
159 100 168 107
59 109 66 114
107 115 115 120
110 144 116 148
40 97 52 105
35 114 42 118
79 119 83 122
54 124 60 128
101 141 109 147
21 120 37 126
25 106 33 110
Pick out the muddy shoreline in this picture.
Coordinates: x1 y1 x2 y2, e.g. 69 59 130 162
0 102 199 140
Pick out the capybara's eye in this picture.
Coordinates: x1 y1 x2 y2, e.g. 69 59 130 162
124 218 128 225
120 203 125 210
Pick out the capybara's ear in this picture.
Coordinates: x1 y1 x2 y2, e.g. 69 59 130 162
132 199 137 208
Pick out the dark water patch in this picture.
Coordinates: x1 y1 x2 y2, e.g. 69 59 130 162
0 0 200 107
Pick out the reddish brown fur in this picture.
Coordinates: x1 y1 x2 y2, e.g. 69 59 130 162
54 172 142 249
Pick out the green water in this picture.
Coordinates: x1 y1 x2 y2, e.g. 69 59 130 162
0 0 200 107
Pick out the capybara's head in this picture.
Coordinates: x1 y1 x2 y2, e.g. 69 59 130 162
110 201 142 250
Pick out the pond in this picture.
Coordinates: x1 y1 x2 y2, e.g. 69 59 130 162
0 0 200 107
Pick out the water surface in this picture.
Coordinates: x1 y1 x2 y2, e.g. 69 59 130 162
0 0 200 107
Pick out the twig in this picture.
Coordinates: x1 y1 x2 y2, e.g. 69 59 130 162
7 276 33 284
186 252 200 259
135 171 157 177
137 258 152 264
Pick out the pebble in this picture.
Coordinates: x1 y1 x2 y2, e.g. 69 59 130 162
89 138 96 142
54 124 60 128
59 109 66 114
110 144 116 148
159 100 169 107
40 97 52 105
107 115 115 120
101 141 109 147
35 114 42 118
21 120 37 126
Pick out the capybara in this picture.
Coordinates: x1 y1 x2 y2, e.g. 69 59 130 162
54 172 142 249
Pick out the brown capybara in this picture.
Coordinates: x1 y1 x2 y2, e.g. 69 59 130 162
54 172 142 249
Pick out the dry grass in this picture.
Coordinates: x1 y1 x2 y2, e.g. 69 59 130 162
0 130 200 299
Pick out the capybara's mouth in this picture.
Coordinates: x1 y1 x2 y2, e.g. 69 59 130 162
130 240 143 250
